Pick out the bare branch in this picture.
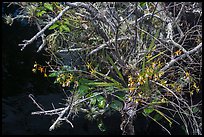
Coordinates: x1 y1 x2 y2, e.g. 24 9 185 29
88 35 131 56
160 42 202 72
168 39 193 61
28 94 45 112
19 6 71 51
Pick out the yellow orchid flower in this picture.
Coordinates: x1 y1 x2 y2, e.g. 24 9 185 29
174 49 182 56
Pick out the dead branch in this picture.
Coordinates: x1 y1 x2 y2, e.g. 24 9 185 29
19 6 71 51
160 42 202 72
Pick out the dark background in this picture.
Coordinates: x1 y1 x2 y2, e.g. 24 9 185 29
2 3 59 97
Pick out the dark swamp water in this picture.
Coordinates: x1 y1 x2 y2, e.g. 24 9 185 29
2 3 190 135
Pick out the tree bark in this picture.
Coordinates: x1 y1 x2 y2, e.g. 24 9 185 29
120 101 138 135
121 112 135 135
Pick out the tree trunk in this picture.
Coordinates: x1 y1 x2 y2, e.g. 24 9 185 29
121 112 135 135
120 101 138 135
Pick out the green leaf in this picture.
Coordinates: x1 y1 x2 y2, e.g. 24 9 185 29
90 97 97 105
143 112 171 135
110 100 123 111
54 80 59 84
59 25 63 32
153 113 162 121
48 71 58 77
154 109 172 127
61 24 70 32
142 56 146 74
64 19 70 25
62 65 73 71
140 26 145 41
79 78 119 88
139 2 146 7
98 100 105 109
78 78 95 85
142 29 160 73
86 82 117 87
77 85 90 96
105 86 114 91
114 91 126 101
44 3 53 11
106 54 125 83
98 120 106 132
146 50 166 63
97 95 106 109
148 29 160 52
192 107 199 113
95 72 122 88
143 106 154 116
49 23 59 30
96 95 104 101
36 10 47 17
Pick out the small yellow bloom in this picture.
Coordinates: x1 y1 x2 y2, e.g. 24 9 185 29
59 74 65 80
161 98 166 103
134 99 139 104
34 64 37 68
137 75 145 85
169 83 175 89
32 68 36 73
130 81 135 86
74 81 79 88
158 71 164 77
150 68 153 74
148 75 153 79
146 53 152 59
128 75 133 82
147 67 153 74
59 74 64 77
129 87 135 92
86 62 93 70
90 68 96 75
157 61 162 68
176 85 182 92
44 73 47 77
154 74 159 81
65 81 71 87
38 67 44 73
152 62 156 69
196 88 199 93
193 82 197 89
56 77 61 82
138 93 142 98
128 96 133 101
161 80 167 86
62 82 66 87
33 62 38 68
138 75 143 81
193 82 199 93
146 67 150 73
185 72 190 78
68 73 73 80
175 49 182 56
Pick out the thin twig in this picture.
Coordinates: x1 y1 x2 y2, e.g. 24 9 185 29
19 6 71 51
88 36 131 56
29 94 45 112
160 42 202 72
